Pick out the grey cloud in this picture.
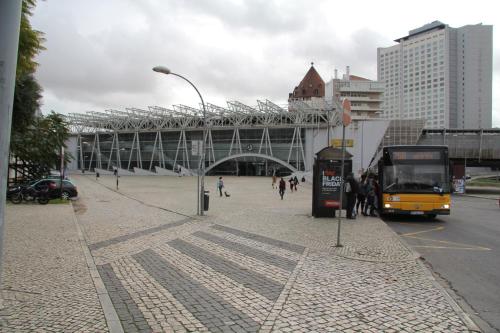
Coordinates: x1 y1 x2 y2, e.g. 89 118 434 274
126 0 309 34
289 27 390 80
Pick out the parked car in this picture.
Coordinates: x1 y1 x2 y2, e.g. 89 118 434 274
30 179 78 199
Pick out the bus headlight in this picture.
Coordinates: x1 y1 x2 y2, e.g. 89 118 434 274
442 204 450 209
384 204 391 208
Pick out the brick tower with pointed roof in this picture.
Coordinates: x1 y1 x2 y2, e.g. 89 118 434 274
289 63 325 103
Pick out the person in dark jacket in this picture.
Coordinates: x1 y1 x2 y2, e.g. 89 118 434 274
345 172 359 219
279 178 286 200
356 174 367 216
364 176 377 217
289 177 294 192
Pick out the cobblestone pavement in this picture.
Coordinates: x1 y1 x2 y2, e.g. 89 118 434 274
0 204 108 332
2 175 476 332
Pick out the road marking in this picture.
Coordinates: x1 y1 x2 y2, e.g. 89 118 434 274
398 225 491 251
401 226 445 237
405 235 491 251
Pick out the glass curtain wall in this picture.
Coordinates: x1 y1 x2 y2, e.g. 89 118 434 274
78 128 305 174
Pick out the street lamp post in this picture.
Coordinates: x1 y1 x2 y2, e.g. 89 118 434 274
153 66 207 216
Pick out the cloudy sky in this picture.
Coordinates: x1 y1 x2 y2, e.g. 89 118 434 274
32 0 499 126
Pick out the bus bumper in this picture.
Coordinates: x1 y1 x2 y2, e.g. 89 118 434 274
382 209 450 216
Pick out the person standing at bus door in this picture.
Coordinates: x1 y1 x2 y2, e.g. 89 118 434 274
345 173 359 219
356 174 367 216
373 175 381 214
279 178 286 200
364 177 376 217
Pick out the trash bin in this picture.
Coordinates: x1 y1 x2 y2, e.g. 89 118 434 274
203 191 209 211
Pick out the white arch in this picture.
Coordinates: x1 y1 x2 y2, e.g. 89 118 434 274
204 153 298 174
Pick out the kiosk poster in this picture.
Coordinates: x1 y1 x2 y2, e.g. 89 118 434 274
317 161 345 209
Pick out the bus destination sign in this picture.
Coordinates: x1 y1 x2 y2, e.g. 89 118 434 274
392 151 441 160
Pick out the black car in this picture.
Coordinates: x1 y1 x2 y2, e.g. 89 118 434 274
30 178 78 199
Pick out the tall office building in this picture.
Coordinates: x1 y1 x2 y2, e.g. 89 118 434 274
378 21 492 129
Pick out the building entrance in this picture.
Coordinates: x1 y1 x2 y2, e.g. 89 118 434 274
206 159 293 177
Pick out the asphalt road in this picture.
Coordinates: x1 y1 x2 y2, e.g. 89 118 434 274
384 195 500 333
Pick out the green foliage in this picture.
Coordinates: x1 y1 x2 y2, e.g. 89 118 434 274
17 0 45 78
49 198 71 204
12 0 45 134
10 112 73 179
12 73 42 133
9 1 73 180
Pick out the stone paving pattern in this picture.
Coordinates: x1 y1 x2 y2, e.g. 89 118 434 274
1 205 108 332
98 263 152 333
1 175 473 332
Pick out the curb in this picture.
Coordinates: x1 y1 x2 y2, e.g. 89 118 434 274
455 193 499 201
69 202 124 333
381 217 481 332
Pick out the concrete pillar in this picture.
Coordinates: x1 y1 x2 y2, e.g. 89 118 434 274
0 0 23 280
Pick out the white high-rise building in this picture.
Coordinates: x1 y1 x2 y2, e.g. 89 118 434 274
378 21 492 129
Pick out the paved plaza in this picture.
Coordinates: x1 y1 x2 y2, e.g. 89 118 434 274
1 175 477 332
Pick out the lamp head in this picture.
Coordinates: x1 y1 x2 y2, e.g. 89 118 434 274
152 66 171 75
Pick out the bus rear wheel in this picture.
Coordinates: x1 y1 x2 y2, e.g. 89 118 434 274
427 214 437 219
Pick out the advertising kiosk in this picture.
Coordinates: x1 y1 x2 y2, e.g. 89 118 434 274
312 147 352 217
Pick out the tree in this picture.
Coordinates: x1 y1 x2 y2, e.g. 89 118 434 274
12 0 45 134
10 113 72 180
9 1 73 181
17 0 45 78
12 74 42 134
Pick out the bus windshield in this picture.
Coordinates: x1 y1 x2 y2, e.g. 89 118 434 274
382 150 450 193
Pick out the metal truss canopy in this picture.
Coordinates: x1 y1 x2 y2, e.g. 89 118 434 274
66 99 343 134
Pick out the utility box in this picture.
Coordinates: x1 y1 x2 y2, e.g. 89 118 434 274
312 147 352 217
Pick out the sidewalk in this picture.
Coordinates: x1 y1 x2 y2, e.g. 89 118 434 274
0 204 108 332
1 175 477 332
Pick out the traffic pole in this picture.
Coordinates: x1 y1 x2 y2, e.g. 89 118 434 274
60 146 64 199
336 124 346 247
335 98 351 248
0 0 23 282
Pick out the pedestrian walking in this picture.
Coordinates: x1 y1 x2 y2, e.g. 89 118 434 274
289 177 294 192
279 177 286 200
293 176 299 191
272 174 277 189
356 174 367 215
217 177 224 197
345 172 359 219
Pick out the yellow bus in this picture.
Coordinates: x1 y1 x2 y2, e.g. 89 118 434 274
377 145 450 218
